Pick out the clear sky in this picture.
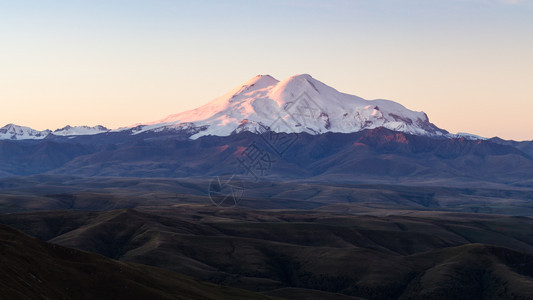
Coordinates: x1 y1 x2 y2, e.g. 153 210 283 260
1 0 532 140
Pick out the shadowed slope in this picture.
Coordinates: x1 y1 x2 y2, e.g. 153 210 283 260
0 223 274 300
2 128 533 189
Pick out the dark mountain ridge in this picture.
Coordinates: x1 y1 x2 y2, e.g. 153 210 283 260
1 127 532 187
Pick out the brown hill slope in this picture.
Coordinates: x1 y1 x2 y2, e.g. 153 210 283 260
3 208 533 299
0 223 273 300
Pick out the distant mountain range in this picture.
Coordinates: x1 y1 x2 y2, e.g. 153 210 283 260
1 74 531 186
0 127 531 187
0 74 492 141
0 124 109 140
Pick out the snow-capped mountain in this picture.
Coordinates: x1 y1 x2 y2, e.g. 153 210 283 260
52 125 109 136
0 124 108 140
0 124 51 140
137 74 448 139
2 74 485 142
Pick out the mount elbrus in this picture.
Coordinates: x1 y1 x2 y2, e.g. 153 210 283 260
2 74 450 140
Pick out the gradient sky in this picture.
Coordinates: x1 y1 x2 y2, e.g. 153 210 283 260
1 0 532 140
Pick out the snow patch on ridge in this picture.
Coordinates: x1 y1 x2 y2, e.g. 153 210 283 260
0 124 51 140
452 132 487 140
52 125 108 136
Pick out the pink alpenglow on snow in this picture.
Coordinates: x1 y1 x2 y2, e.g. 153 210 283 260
136 74 448 139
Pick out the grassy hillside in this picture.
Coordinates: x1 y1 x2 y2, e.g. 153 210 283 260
3 208 533 299
0 223 274 300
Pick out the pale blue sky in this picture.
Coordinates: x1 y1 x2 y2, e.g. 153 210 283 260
1 0 532 139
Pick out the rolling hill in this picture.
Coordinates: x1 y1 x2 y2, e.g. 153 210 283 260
0 223 274 299
3 207 533 299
